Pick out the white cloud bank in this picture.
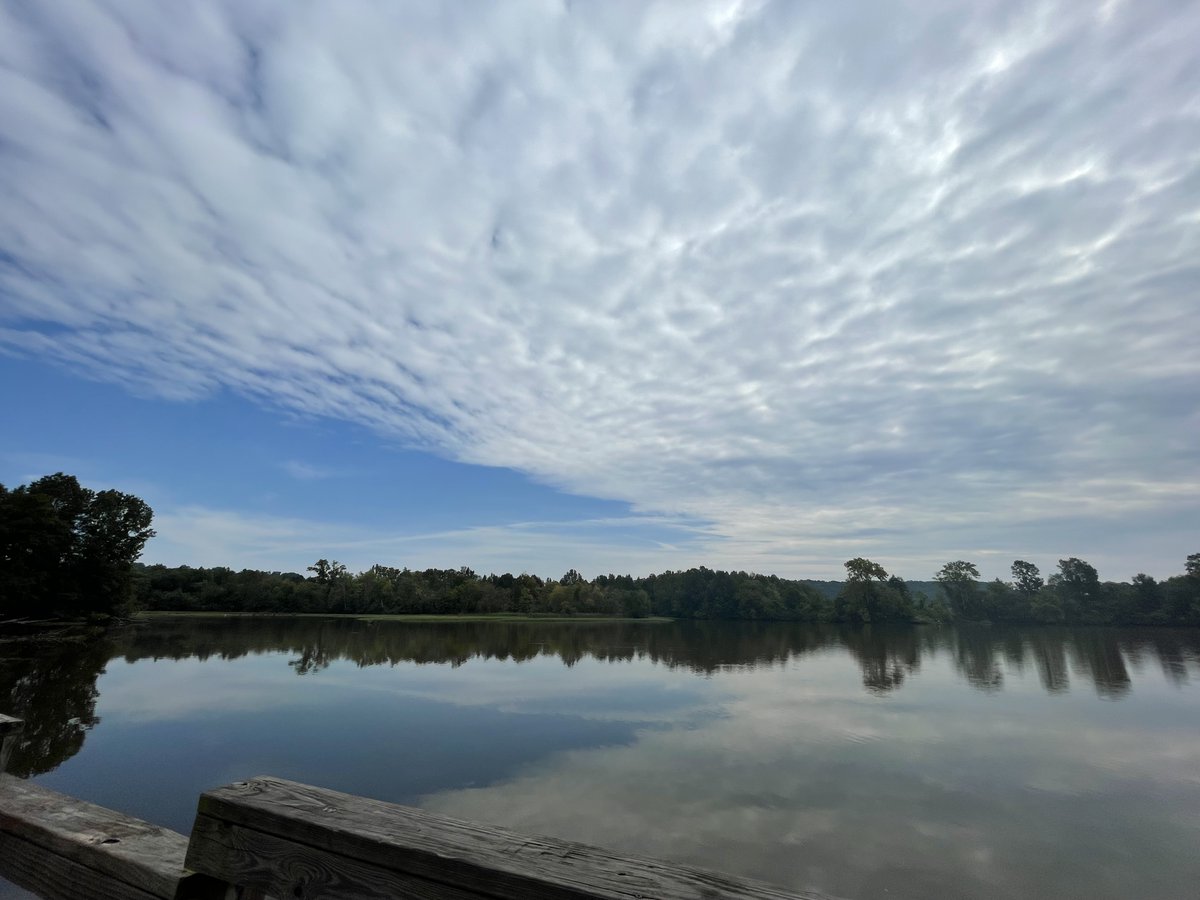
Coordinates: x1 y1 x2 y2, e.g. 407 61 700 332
1 0 1198 578
148 504 712 577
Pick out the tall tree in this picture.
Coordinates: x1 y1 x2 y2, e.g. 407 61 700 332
75 489 155 609
844 558 889 583
836 558 912 623
1011 560 1044 598
1163 553 1200 625
0 474 155 618
1131 573 1163 623
935 560 982 620
1048 558 1101 622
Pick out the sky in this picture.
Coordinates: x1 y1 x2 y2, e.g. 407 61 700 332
0 0 1197 582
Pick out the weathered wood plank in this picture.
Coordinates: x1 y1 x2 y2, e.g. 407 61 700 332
190 777 836 900
0 716 21 775
188 814 486 900
0 828 163 900
0 737 17 776
0 775 226 900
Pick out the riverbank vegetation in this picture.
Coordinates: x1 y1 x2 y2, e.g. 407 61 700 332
3 474 1198 626
137 610 674 624
134 554 1200 627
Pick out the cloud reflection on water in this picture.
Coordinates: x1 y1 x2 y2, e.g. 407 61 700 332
2 619 1198 899
423 657 1200 900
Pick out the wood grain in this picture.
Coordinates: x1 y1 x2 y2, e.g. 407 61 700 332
0 775 225 900
189 777 836 900
188 814 487 900
0 829 163 900
0 716 21 775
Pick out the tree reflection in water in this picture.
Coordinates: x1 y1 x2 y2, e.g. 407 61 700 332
0 627 112 777
2 618 1198 775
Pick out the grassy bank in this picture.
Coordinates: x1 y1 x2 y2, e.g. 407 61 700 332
136 610 674 624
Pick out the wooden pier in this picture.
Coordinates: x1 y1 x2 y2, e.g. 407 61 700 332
0 716 834 900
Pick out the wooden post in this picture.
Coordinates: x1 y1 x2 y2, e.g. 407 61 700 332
0 714 21 775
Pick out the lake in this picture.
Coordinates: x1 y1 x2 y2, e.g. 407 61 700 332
2 617 1199 899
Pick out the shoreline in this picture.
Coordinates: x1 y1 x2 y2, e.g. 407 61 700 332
135 610 675 624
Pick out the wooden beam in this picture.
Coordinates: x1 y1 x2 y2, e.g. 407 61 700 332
0 715 22 775
187 814 483 900
0 775 226 900
0 829 165 900
188 776 835 900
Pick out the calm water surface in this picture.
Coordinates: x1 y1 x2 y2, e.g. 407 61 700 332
2 618 1199 899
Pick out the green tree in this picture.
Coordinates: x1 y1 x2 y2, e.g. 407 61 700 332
981 578 1016 621
845 558 889 583
0 474 155 618
1029 587 1064 623
836 559 912 623
1130 573 1162 622
1011 560 1044 598
307 559 349 611
935 560 982 620
1162 553 1200 625
1048 558 1101 622
74 489 155 611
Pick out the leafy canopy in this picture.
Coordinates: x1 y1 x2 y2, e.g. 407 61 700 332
0 473 154 619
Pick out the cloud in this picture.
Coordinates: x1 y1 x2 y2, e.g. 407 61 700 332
1 0 1198 578
280 459 338 480
147 504 712 577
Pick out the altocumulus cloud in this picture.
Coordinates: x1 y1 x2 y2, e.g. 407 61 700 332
1 0 1198 578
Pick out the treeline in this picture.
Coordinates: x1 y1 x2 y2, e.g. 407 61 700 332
5 473 1198 626
1 473 155 619
929 556 1200 626
135 553 1200 626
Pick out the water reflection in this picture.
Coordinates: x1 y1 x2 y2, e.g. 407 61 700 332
3 619 1198 777
0 627 111 777
2 618 1199 900
117 617 1199 700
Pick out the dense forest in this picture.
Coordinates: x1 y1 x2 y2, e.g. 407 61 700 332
134 554 1200 627
3 474 1198 626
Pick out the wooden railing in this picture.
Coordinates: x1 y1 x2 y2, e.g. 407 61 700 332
0 775 227 900
0 716 835 900
0 715 20 777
